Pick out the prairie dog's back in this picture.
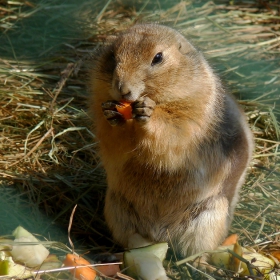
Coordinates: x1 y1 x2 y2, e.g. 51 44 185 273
88 24 253 257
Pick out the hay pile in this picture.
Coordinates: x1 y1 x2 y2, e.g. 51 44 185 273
0 0 280 278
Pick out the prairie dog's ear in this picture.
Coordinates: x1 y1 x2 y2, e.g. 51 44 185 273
176 33 196 55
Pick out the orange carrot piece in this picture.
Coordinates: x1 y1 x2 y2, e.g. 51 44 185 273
64 254 96 280
271 251 280 261
95 264 120 277
231 241 242 272
222 234 238 246
116 100 132 120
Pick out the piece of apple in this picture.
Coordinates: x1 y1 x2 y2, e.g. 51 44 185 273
11 226 49 267
0 252 32 278
123 242 168 280
210 244 275 277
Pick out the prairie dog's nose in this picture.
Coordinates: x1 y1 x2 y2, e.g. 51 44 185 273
119 82 131 97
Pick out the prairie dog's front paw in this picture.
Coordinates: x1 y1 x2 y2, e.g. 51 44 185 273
132 96 156 123
102 100 125 126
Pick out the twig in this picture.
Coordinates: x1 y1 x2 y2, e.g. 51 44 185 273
68 205 77 254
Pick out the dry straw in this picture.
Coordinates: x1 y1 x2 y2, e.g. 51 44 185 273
0 0 280 279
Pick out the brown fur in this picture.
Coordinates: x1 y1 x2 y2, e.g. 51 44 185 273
88 24 253 257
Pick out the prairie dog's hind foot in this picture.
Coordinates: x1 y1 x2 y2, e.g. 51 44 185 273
132 96 156 123
191 254 225 277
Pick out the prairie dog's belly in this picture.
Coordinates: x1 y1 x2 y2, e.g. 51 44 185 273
105 154 228 214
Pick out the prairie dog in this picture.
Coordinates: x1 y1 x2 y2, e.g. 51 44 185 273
88 24 253 257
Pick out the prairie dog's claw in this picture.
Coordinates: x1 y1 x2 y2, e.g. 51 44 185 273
102 101 125 126
132 96 156 123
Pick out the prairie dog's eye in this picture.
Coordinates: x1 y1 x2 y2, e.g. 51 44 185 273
151 52 163 66
110 51 115 61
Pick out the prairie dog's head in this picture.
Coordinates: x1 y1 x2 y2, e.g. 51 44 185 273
90 24 215 104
